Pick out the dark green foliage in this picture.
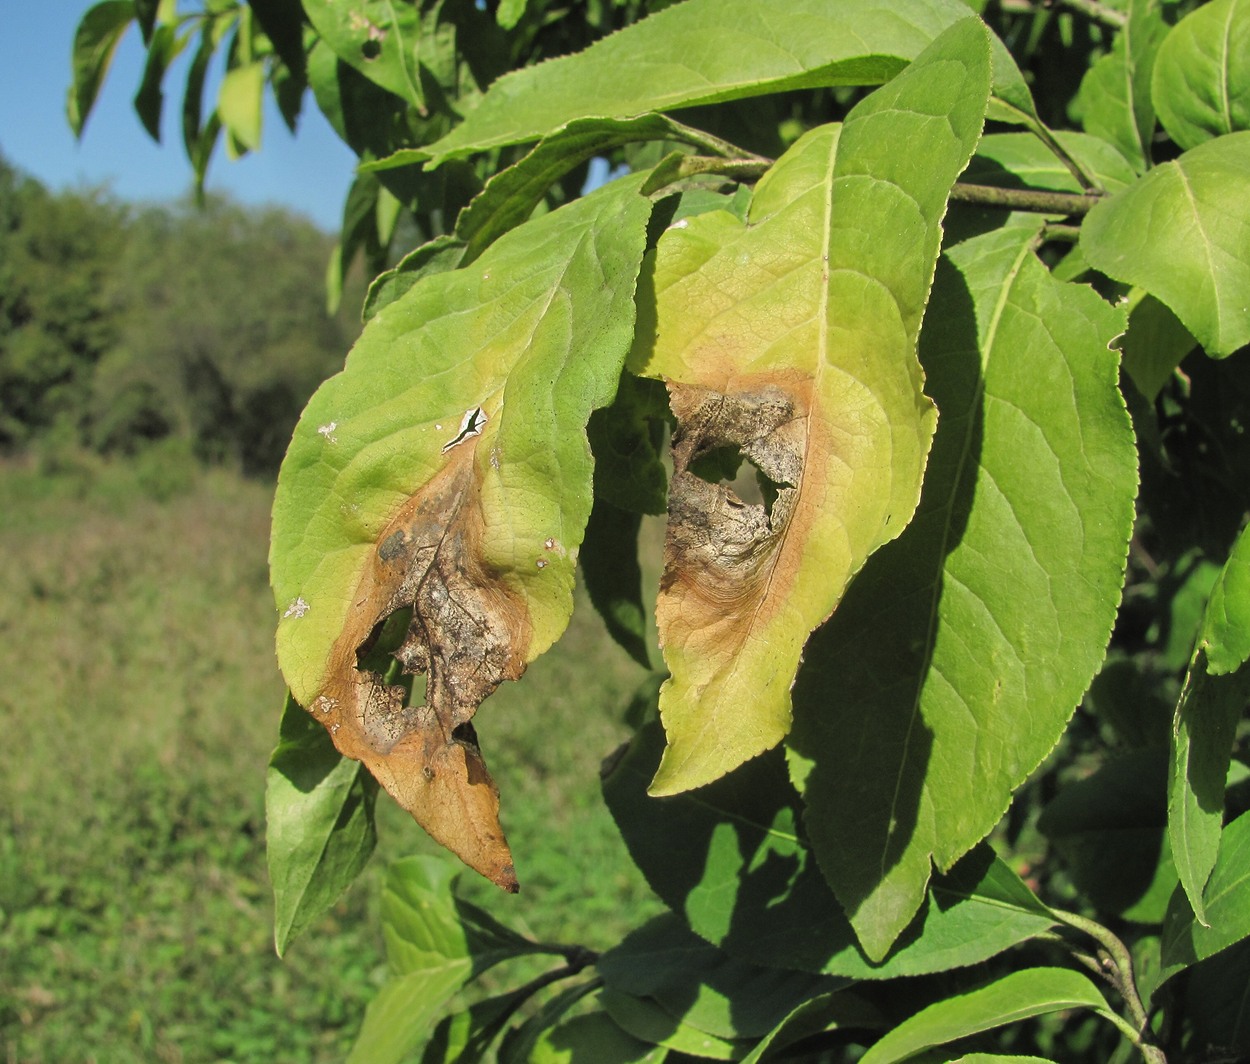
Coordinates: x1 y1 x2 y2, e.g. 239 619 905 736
0 157 127 448
0 154 358 473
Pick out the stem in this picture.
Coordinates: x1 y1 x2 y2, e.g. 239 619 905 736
677 156 773 181
641 154 771 195
1030 120 1104 192
663 117 770 163
486 960 600 1035
1040 223 1081 243
1047 906 1167 1063
531 942 599 969
1058 0 1128 29
949 182 1103 216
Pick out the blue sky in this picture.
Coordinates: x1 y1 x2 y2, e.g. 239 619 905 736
0 2 357 230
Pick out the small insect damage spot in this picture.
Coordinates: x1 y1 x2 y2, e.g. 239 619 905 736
663 380 804 603
348 12 386 59
307 447 526 892
317 421 338 443
442 406 488 453
283 596 310 619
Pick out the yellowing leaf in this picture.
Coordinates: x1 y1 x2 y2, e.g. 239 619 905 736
270 176 652 887
629 21 991 795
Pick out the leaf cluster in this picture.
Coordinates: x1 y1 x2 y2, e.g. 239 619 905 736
73 0 1250 1061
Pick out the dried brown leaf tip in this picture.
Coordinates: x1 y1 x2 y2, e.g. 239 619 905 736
310 445 528 892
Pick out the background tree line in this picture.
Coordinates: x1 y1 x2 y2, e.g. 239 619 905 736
0 152 359 476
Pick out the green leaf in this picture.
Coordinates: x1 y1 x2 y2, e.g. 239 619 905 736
303 0 425 112
1169 663 1250 927
181 17 214 159
1121 292 1197 401
347 961 473 1064
602 721 1056 980
1168 526 1250 922
498 980 602 1064
1081 131 1250 356
495 0 529 31
348 850 548 1063
795 216 1140 955
1199 522 1250 675
601 989 746 1060
1182 938 1250 1057
857 968 1115 1064
249 0 309 80
306 36 410 160
1073 0 1168 171
181 12 233 192
529 1010 669 1064
133 22 187 141
68 1 135 137
363 234 469 322
1159 552 1226 675
739 991 885 1063
629 20 990 796
420 982 548 1064
419 0 1011 167
790 221 1134 959
326 169 384 315
1152 0 1250 151
1038 748 1177 923
270 174 652 887
380 855 540 977
598 913 847 1040
217 59 265 157
448 116 699 266
134 0 161 43
1163 810 1250 977
366 115 695 254
266 692 378 956
964 131 1138 194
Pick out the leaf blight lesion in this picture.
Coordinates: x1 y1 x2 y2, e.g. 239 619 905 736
306 439 527 892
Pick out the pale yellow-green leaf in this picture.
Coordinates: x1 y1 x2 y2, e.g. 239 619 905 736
629 21 991 794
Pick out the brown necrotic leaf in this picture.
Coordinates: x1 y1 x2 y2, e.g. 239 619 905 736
307 444 526 889
271 176 652 887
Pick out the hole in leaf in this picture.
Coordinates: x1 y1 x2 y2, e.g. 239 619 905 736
689 443 787 520
361 38 382 60
355 606 429 704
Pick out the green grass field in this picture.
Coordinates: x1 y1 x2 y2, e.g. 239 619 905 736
0 454 661 1063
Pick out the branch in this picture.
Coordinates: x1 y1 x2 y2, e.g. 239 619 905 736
1040 223 1081 243
1057 0 1128 29
1047 906 1168 1064
664 117 770 163
949 182 1104 216
530 942 600 969
641 154 771 195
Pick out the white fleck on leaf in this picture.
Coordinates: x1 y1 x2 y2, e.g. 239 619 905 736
441 406 488 453
317 422 338 443
283 597 310 619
